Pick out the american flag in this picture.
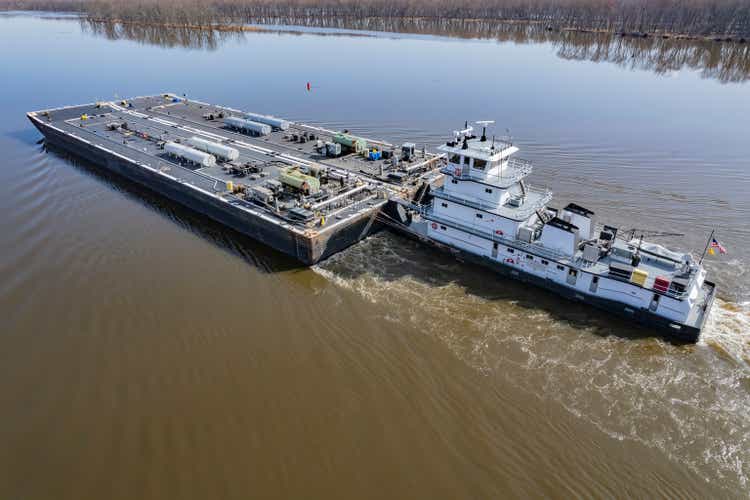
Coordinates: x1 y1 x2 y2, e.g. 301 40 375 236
709 237 727 255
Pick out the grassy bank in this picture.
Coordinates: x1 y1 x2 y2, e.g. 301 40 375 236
2 0 750 40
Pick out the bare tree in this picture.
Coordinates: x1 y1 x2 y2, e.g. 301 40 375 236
3 0 749 38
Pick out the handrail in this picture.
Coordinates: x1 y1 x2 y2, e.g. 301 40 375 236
422 211 568 262
432 186 552 221
417 205 692 300
442 157 533 187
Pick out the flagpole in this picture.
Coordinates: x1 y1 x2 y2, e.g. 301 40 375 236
699 229 715 265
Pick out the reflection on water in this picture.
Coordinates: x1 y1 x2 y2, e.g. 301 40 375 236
80 18 750 83
80 18 247 50
41 143 302 274
555 32 750 84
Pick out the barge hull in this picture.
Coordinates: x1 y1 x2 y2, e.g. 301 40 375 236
29 116 377 265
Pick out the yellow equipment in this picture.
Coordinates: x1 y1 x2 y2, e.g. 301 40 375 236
279 167 321 195
631 268 648 286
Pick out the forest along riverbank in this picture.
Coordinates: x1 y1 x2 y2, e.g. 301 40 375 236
3 0 750 42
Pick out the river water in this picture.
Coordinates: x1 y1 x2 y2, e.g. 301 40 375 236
1 12 749 499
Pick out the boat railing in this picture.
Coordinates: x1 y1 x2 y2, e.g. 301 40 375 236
602 271 690 300
441 157 533 187
589 224 693 299
410 205 692 300
421 211 569 262
432 186 552 221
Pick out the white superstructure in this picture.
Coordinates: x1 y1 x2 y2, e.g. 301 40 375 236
406 122 715 340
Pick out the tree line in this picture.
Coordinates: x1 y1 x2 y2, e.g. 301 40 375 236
3 0 749 39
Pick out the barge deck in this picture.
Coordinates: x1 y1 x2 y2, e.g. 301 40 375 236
28 94 444 264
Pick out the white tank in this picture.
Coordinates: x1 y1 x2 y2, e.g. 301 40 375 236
186 136 240 161
244 112 290 131
164 142 216 167
224 116 271 136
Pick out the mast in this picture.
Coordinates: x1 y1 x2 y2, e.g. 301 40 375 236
699 229 715 265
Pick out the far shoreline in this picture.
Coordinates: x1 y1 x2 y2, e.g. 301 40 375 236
78 16 750 45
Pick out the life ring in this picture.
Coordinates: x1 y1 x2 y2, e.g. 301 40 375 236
495 229 504 236
454 167 462 176
431 222 438 229
505 258 515 264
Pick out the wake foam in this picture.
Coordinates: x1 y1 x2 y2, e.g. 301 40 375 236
314 233 750 491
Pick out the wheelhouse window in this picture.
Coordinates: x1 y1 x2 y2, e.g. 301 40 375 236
473 158 487 170
448 153 462 164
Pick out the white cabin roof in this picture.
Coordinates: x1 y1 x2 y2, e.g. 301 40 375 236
438 138 518 161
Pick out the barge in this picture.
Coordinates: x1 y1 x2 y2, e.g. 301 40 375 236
28 96 715 341
28 94 442 264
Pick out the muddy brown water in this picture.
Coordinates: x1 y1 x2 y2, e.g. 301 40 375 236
1 12 749 499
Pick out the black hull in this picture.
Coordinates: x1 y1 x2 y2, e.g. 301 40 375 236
29 117 377 265
388 223 715 343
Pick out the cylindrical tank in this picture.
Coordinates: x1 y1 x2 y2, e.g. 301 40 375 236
333 133 367 153
279 168 321 195
187 136 240 161
224 116 272 136
164 142 216 167
244 112 290 131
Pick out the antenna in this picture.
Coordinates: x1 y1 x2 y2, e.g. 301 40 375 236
453 122 474 140
505 128 513 146
475 120 494 142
